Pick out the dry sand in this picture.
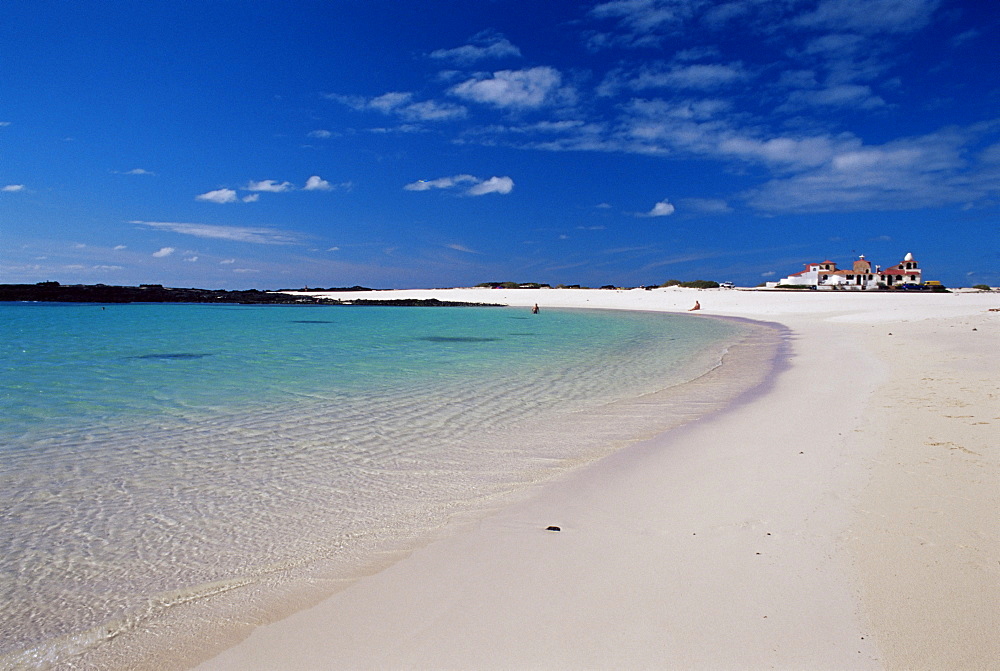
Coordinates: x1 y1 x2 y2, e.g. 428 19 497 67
196 287 999 670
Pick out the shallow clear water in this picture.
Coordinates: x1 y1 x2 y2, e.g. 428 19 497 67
0 302 765 669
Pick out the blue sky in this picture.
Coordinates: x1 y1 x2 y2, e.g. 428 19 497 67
2 0 998 289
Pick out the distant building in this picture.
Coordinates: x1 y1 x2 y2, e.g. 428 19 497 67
774 253 922 290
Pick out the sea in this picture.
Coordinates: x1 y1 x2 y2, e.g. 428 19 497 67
0 301 782 670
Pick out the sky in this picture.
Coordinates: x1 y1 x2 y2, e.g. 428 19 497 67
2 0 998 289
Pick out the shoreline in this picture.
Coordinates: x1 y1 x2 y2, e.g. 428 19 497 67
193 287 998 670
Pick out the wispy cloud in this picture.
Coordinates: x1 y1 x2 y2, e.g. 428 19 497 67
404 174 479 191
404 174 514 196
152 247 175 258
679 197 732 214
743 125 996 213
246 179 294 192
628 62 751 91
330 91 467 122
132 221 303 245
195 188 238 204
793 0 941 34
450 67 573 109
2 184 25 192
429 31 521 64
446 243 480 254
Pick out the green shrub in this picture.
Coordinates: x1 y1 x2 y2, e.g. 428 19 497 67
680 280 720 289
972 284 992 291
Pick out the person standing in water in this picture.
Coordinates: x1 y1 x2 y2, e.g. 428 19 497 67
532 304 539 314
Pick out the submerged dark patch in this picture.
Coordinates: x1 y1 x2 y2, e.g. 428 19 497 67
418 336 502 343
291 320 335 324
132 353 213 360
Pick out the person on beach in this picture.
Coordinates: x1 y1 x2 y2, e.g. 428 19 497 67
532 304 539 314
689 301 700 311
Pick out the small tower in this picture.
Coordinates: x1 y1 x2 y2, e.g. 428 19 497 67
853 255 872 274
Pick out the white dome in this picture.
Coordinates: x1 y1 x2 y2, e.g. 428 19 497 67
904 252 914 261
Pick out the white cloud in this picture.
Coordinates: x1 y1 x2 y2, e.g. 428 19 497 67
404 174 479 191
404 174 513 196
125 168 154 175
3 184 25 192
113 244 127 250
0 121 10 127
308 129 333 138
246 179 294 192
468 176 514 196
450 67 570 109
642 199 675 217
195 188 238 204
184 256 199 262
132 221 302 245
430 32 522 64
220 258 236 264
152 247 175 258
242 193 260 203
304 175 333 191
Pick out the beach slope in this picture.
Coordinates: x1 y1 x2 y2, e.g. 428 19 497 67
197 288 999 670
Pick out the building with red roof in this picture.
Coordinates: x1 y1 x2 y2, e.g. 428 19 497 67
774 253 922 290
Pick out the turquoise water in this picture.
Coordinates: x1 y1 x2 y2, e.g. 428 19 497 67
0 302 761 669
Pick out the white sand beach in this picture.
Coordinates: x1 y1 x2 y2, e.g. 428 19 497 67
196 287 999 670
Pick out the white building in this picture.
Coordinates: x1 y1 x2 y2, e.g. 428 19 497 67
775 253 922 290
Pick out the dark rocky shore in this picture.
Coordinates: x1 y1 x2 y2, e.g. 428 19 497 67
0 283 503 307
